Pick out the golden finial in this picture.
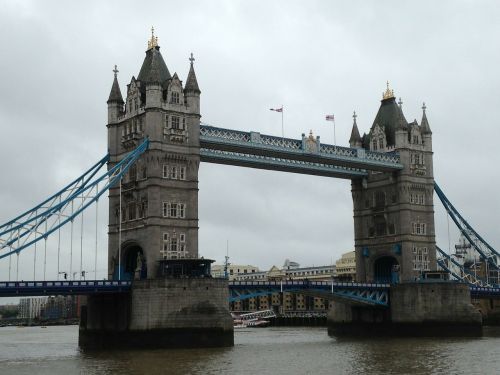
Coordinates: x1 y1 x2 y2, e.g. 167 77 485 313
147 26 159 50
308 129 314 140
382 81 395 100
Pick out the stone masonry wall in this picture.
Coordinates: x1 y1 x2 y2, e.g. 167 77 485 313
129 278 233 331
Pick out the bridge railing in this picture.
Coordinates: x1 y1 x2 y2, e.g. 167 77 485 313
228 280 390 289
0 280 132 288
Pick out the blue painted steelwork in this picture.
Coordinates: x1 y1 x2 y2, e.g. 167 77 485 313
470 286 500 299
199 125 403 178
437 246 499 287
228 280 390 306
434 182 500 270
200 148 368 179
0 280 131 297
0 139 149 259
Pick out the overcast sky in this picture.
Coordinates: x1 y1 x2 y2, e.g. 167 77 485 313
0 0 499 283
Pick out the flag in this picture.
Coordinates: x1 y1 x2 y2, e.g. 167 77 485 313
325 114 335 121
270 107 283 113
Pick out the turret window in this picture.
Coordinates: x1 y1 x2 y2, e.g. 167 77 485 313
138 200 148 218
162 202 186 219
161 232 187 259
162 164 186 180
412 222 427 235
412 246 430 271
411 153 425 165
171 116 180 129
171 92 180 104
128 202 136 220
372 139 377 151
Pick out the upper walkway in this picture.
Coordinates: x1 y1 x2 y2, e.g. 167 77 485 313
199 125 403 179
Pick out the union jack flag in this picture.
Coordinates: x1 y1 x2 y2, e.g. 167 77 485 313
270 107 283 113
325 114 335 121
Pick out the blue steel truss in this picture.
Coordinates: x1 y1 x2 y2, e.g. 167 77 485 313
200 125 403 178
434 182 500 270
228 281 390 307
0 280 131 297
0 139 149 260
436 246 496 287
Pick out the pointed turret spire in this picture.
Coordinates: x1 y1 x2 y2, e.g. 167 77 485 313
107 65 124 104
420 102 432 134
185 53 200 93
349 111 362 147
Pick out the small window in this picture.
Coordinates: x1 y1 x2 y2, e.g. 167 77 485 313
180 166 186 180
372 139 377 151
162 165 169 179
171 116 180 129
171 166 178 179
170 238 178 252
138 200 148 218
180 233 185 243
128 202 136 220
171 92 180 104
170 203 178 218
162 202 170 217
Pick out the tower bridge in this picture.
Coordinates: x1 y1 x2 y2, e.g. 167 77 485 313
0 31 498 347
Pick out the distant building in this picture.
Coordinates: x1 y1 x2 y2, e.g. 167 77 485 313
335 251 356 281
18 297 47 319
233 261 336 282
41 296 81 320
230 260 337 314
211 264 260 280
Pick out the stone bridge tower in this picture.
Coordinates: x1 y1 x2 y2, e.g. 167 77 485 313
351 84 436 282
106 30 201 279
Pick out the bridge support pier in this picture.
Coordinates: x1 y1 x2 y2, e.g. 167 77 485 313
79 278 233 349
328 282 482 337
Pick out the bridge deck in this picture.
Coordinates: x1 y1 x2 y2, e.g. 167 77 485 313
0 280 131 297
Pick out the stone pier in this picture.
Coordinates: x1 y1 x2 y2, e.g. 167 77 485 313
328 282 482 337
79 278 234 349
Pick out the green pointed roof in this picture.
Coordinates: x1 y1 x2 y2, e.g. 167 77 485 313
137 46 171 85
370 96 408 146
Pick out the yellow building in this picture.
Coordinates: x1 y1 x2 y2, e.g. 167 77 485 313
230 260 334 313
335 251 356 281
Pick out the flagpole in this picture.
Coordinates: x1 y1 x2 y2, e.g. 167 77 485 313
333 116 337 151
281 105 284 140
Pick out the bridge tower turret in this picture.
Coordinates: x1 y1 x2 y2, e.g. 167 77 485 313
107 65 124 125
106 30 201 280
352 84 436 283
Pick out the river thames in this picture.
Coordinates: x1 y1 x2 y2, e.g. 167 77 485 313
0 325 499 374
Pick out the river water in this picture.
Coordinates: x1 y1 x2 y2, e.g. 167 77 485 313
0 325 499 374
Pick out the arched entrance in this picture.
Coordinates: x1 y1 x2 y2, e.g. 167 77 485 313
121 244 147 280
373 256 399 284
